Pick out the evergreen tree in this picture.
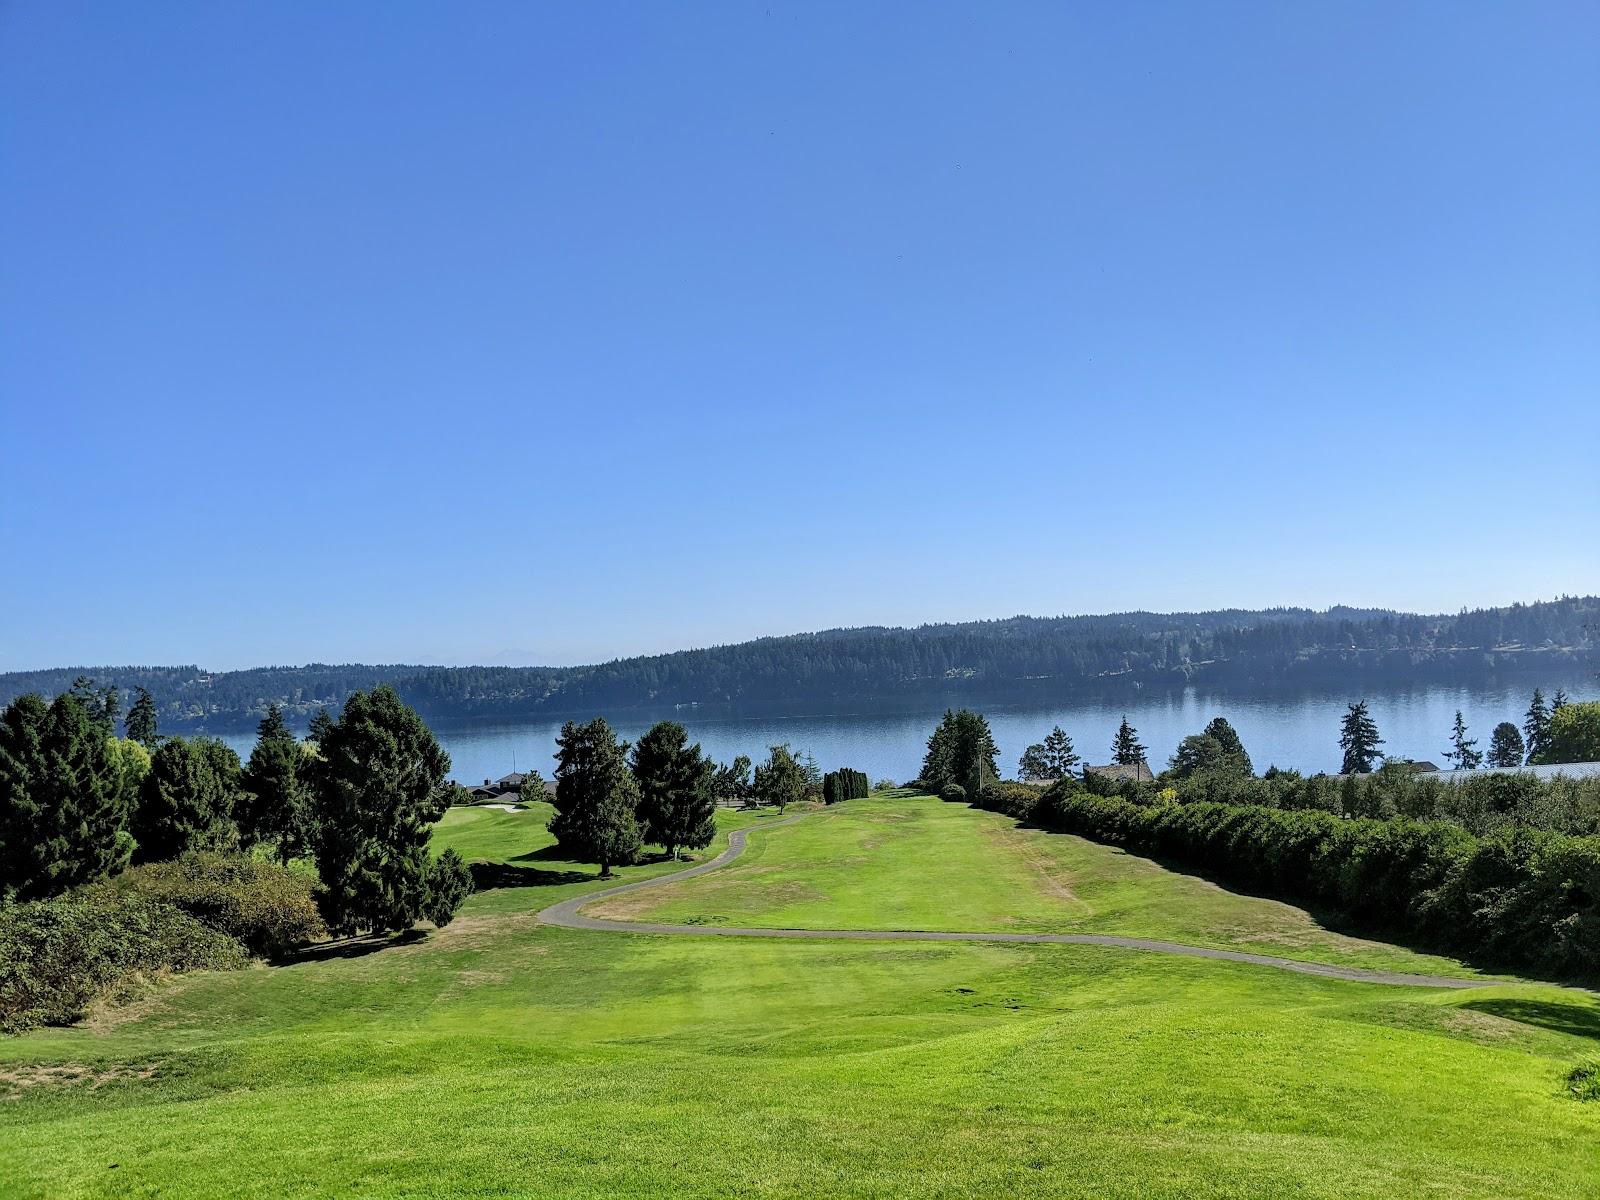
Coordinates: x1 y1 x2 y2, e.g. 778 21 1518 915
307 708 335 744
309 685 458 932
241 703 314 864
1523 689 1552 765
549 717 642 876
1338 701 1384 774
1443 710 1482 771
920 710 1000 793
1111 717 1147 766
1169 733 1227 778
1018 726 1079 780
713 755 752 806
133 736 244 862
1201 717 1253 775
630 721 716 859
752 743 807 813
67 675 119 736
0 693 131 900
1487 722 1525 769
125 686 160 748
1552 689 1570 713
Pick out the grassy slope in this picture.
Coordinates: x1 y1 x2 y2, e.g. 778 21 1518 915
591 793 1489 978
2 801 1598 1198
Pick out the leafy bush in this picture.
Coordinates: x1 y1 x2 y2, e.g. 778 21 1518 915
1034 783 1600 979
976 781 1044 821
0 889 247 1033
939 784 966 804
1566 1061 1600 1101
117 852 326 957
422 849 473 928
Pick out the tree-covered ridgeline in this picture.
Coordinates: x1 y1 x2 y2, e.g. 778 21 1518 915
4 597 1595 731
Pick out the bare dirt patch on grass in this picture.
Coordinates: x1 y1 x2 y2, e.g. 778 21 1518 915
1 1062 160 1100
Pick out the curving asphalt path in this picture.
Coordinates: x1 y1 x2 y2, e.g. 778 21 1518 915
536 811 1496 990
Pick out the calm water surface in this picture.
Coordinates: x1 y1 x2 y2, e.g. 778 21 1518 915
220 678 1594 785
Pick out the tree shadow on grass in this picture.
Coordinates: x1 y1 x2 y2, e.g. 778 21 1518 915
469 861 590 889
1462 998 1600 1041
281 928 429 965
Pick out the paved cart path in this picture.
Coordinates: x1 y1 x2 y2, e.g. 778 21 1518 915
537 812 1496 990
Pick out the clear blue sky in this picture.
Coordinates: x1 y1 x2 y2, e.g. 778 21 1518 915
2 2 1596 671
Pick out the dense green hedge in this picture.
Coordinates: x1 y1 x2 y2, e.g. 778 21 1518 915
1034 784 1600 978
0 889 247 1033
115 853 327 957
822 769 869 805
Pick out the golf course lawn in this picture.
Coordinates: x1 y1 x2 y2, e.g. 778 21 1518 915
3 797 1598 1198
589 791 1493 978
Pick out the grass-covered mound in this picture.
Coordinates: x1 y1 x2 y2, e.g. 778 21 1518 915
1 853 327 1033
5 801 1600 1197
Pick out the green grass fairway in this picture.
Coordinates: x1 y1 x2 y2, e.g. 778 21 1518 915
591 792 1490 978
3 798 1598 1198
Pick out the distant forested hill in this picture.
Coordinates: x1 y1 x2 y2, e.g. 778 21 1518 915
3 597 1595 732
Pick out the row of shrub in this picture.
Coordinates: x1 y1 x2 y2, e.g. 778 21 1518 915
822 769 870 805
1081 758 1600 838
1 852 329 1032
1028 783 1600 979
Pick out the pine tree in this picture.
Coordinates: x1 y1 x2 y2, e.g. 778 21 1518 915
1111 717 1147 767
920 710 999 792
1523 690 1551 765
752 744 807 813
1338 701 1384 774
1487 722 1525 769
630 721 716 859
1552 689 1570 712
133 736 244 862
1201 717 1253 775
309 685 458 932
67 676 119 735
549 717 642 876
241 704 314 864
1444 710 1481 771
125 686 160 748
1018 726 1079 780
0 693 131 899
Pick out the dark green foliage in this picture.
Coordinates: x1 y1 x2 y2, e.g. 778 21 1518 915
939 783 967 804
133 737 244 863
1169 734 1229 778
1488 722 1525 769
1201 717 1252 775
1444 710 1482 771
976 780 1044 820
310 685 455 933
1111 717 1147 767
1032 785 1600 978
921 710 1000 797
752 744 806 813
1524 690 1552 765
307 707 334 744
117 852 326 956
713 755 752 806
66 676 119 735
422 848 473 927
240 704 315 864
0 888 247 1032
1540 702 1600 765
1339 701 1384 773
0 693 131 900
1018 726 1078 781
1566 1061 1600 1102
631 721 717 858
822 768 870 805
125 686 160 748
549 717 643 876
